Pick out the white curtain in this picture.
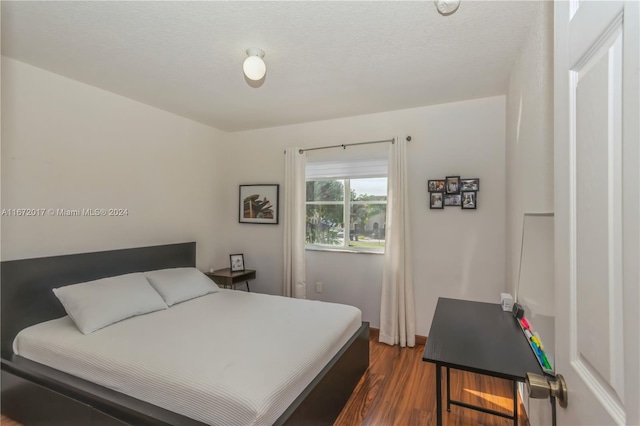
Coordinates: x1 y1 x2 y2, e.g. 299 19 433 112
283 148 307 299
379 137 416 347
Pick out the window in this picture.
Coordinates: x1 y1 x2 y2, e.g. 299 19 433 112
305 177 387 252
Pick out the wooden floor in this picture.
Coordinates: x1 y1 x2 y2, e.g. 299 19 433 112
1 332 529 426
335 329 530 426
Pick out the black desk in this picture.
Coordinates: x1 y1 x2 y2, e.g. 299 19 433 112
422 298 543 426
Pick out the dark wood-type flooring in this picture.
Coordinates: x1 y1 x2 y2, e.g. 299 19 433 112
1 331 529 426
334 329 530 426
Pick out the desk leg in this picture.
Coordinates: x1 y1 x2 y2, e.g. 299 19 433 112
446 367 451 412
513 380 518 426
246 281 250 292
435 364 442 426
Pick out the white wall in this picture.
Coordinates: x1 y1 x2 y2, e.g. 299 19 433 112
217 96 507 335
1 57 226 269
504 2 554 425
2 58 510 338
505 1 554 297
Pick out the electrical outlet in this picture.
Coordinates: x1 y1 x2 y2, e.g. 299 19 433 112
315 282 323 293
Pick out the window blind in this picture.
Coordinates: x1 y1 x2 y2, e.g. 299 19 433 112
305 158 388 180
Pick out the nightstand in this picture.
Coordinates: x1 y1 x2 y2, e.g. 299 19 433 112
205 268 256 292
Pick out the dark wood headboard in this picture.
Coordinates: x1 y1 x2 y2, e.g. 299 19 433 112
1 242 196 356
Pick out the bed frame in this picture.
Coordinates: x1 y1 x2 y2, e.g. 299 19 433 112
1 242 369 425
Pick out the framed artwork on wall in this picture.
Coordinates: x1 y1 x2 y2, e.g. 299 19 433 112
239 184 279 224
445 176 460 194
430 193 444 209
429 176 480 211
460 178 480 192
461 192 477 209
428 179 446 192
444 194 461 207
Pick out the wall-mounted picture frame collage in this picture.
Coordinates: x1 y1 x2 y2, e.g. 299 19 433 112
428 177 479 210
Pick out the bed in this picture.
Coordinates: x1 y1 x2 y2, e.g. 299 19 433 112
1 242 369 425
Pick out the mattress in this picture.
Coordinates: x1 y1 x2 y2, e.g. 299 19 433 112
13 290 362 426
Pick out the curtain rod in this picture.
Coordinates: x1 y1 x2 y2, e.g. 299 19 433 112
284 136 411 155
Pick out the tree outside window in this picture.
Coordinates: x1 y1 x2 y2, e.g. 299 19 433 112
306 177 387 252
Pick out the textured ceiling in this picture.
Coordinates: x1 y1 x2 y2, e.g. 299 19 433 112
2 1 539 132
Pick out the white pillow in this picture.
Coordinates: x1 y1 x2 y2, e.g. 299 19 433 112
144 267 219 306
53 272 168 334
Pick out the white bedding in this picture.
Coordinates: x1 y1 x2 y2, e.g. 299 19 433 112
13 290 362 426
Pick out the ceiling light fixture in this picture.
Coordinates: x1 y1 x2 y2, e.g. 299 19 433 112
243 47 266 81
434 0 461 15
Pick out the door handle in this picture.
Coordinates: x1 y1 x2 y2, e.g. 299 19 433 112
525 372 568 408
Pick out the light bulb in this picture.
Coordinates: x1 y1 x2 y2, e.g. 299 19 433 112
243 54 266 81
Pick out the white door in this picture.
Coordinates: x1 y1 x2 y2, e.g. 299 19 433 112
554 1 639 425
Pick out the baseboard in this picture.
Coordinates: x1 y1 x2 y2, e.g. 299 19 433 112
370 327 427 346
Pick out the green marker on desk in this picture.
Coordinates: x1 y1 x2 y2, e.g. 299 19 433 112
541 352 552 370
532 342 552 370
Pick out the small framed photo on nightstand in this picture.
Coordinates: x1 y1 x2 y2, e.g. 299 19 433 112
230 254 245 272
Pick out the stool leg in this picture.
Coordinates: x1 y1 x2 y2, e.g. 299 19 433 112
435 364 442 426
246 281 250 292
446 367 451 412
513 380 518 426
